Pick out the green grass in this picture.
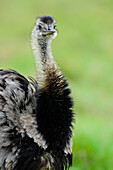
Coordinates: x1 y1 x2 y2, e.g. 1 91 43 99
0 0 113 169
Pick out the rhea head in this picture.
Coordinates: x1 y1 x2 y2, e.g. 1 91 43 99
34 16 57 40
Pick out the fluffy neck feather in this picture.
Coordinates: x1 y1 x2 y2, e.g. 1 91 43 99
31 26 57 88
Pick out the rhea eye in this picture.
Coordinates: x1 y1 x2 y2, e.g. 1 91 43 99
54 25 56 29
39 24 43 30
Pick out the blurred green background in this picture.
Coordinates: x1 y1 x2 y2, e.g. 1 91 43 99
0 0 113 169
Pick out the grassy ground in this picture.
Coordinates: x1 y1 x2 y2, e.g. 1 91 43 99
0 0 113 169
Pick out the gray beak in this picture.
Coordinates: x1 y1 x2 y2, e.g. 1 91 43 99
42 29 56 36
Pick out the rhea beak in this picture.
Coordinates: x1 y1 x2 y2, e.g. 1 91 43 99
42 29 56 36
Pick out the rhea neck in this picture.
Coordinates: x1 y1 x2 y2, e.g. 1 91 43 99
31 26 57 87
32 26 54 60
36 37 52 61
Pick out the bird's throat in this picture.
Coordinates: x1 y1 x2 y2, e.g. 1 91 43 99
38 38 52 63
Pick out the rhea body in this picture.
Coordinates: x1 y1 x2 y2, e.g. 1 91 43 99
0 16 74 170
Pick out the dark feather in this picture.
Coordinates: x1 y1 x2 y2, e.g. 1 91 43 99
39 16 54 24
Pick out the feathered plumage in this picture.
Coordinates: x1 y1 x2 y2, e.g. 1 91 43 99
0 16 74 170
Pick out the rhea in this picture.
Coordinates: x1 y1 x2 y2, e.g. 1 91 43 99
0 16 74 170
